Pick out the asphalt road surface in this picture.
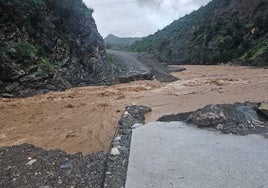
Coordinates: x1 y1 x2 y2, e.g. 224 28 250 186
126 122 268 188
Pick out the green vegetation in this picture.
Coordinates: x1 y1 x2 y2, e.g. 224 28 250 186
0 0 95 75
44 0 93 20
0 0 104 97
3 0 46 8
1 41 59 73
107 54 116 63
16 41 39 63
237 41 268 66
130 0 268 66
238 41 268 59
250 41 268 59
1 0 93 25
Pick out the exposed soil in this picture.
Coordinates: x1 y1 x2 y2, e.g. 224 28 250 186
1 65 268 155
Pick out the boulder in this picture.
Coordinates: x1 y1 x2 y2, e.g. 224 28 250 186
258 103 268 117
158 103 268 135
1 93 14 98
187 103 260 128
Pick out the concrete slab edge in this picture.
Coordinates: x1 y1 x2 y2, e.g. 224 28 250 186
103 105 151 188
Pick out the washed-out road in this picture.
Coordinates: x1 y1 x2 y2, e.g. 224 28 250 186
126 122 268 188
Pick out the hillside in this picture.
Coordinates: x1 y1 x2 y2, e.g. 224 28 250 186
0 0 113 97
130 0 268 66
104 34 143 50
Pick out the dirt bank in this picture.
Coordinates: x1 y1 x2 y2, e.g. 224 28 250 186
1 65 268 154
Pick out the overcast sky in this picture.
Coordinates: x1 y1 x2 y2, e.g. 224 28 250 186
83 0 211 38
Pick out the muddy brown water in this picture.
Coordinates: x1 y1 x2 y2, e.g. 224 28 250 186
0 65 268 155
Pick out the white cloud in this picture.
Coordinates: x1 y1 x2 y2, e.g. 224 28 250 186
180 0 193 5
83 0 211 37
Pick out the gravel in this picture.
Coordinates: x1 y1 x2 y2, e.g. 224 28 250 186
103 105 151 188
0 144 107 188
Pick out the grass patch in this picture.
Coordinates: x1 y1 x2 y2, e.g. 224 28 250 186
2 40 60 73
250 41 268 59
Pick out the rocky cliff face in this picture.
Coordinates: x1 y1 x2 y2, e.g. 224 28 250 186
0 0 113 97
130 0 268 66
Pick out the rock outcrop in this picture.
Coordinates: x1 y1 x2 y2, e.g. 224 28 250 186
158 102 268 135
0 0 113 97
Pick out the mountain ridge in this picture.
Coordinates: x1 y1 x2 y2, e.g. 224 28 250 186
104 34 143 50
130 0 268 66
